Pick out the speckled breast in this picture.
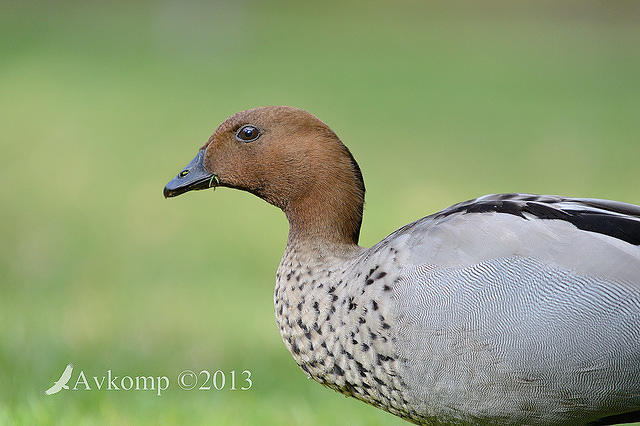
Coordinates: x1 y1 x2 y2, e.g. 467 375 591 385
273 243 422 422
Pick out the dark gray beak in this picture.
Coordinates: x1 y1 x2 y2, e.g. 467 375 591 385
164 150 216 198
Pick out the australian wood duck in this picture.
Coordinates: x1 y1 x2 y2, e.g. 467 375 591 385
164 106 640 425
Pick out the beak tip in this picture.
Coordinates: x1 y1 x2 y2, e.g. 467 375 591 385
163 180 187 198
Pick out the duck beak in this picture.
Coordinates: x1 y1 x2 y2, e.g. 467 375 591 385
164 150 218 198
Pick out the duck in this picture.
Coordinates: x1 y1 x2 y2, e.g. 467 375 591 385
163 106 640 425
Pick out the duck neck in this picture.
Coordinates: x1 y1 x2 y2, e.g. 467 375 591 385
274 130 365 251
284 181 365 251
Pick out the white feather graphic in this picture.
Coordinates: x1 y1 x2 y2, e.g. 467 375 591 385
45 364 73 395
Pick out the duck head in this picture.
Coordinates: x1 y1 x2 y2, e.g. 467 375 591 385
164 106 365 245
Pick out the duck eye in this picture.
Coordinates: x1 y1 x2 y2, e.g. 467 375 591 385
236 125 261 142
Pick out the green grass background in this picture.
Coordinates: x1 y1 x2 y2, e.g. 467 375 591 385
1 0 639 424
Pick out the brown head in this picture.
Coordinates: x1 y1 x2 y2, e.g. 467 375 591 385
164 106 365 246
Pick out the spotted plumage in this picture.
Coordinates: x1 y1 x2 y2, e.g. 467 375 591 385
274 242 414 418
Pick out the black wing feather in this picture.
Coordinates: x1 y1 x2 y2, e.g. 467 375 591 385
437 193 640 246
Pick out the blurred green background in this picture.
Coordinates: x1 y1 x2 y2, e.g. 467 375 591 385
2 0 639 424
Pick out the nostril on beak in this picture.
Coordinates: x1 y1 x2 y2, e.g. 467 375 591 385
179 170 190 178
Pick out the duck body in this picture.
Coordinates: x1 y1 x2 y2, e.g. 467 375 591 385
165 106 640 425
275 193 640 424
